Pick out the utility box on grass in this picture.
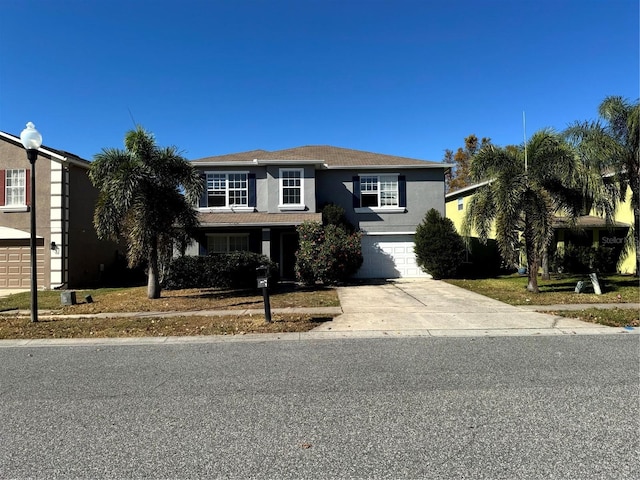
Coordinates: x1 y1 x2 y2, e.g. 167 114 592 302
60 291 77 306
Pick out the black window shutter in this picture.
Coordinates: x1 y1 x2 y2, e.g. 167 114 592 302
248 173 256 208
352 176 360 208
398 175 406 208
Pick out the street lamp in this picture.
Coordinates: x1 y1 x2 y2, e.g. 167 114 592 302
20 122 42 323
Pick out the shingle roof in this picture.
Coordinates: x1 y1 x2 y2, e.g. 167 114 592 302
192 145 443 168
198 212 321 227
553 215 630 229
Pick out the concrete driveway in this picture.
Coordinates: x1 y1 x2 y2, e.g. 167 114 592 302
313 278 626 336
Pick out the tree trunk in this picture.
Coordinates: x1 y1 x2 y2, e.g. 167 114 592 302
147 238 161 299
524 214 540 293
526 256 540 293
541 245 550 280
634 207 639 277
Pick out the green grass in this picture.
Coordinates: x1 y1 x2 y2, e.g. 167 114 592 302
445 274 639 305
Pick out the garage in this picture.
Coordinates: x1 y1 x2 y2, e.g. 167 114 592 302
0 227 44 289
356 234 429 279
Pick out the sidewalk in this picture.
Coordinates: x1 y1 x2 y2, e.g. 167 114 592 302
0 285 637 347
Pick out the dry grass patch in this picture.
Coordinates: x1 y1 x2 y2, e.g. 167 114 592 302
0 285 339 314
549 308 639 328
0 313 333 340
0 284 339 340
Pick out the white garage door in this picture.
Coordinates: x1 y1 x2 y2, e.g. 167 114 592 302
0 245 43 289
356 234 429 279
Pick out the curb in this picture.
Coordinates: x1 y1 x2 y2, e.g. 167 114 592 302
0 324 636 349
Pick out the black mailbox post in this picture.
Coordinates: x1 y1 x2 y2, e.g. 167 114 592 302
256 265 272 323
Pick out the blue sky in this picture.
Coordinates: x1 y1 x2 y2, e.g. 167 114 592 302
1 0 637 163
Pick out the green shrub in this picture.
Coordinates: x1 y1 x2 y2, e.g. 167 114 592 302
552 244 617 274
414 209 465 279
163 252 278 290
295 221 363 285
321 203 355 233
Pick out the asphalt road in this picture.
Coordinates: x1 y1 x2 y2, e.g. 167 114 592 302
1 335 638 479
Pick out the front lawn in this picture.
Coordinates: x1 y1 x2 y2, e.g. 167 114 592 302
0 284 339 313
0 284 339 340
446 274 639 328
445 274 638 306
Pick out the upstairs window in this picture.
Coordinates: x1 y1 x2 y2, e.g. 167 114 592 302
1 169 29 211
279 168 304 209
6 169 26 206
205 172 248 208
360 175 398 208
457 197 464 211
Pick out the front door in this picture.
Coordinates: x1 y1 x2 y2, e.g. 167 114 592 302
280 232 298 279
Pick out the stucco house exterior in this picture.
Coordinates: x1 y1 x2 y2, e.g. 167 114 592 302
188 145 451 279
0 130 120 289
445 181 636 275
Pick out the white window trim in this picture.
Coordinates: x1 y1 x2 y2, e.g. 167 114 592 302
278 168 305 211
199 206 255 213
457 197 464 211
0 205 28 212
356 173 403 213
201 171 252 210
355 206 405 214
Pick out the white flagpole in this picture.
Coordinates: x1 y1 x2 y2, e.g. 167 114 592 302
523 111 528 173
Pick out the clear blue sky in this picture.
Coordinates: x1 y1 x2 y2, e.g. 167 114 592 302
1 0 637 162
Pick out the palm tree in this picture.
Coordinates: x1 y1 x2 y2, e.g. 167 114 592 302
89 126 203 298
565 96 639 276
462 129 609 293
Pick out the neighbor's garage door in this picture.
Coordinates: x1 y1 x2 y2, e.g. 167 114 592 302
356 234 429 279
0 245 42 289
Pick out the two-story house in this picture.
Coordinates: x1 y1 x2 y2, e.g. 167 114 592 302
188 145 450 279
0 130 120 290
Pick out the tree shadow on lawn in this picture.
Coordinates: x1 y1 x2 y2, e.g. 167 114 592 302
169 283 335 305
540 276 637 294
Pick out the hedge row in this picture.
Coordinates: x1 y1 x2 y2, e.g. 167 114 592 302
162 251 279 290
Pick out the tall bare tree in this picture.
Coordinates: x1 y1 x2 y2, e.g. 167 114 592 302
446 134 491 192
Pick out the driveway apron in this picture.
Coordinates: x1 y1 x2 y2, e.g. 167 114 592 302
313 278 616 335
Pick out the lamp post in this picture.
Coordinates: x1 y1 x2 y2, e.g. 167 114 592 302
20 122 42 323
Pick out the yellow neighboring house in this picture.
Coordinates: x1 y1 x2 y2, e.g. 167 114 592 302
445 182 636 275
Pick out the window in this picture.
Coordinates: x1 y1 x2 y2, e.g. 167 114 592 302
457 197 464 211
360 175 398 208
279 168 304 209
6 169 26 206
1 169 28 211
207 234 249 254
205 172 248 208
